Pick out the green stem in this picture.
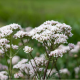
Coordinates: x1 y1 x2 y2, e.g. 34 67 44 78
13 46 23 57
9 57 12 80
55 58 61 80
47 58 58 79
3 46 10 78
47 59 55 78
21 38 24 46
5 52 9 78
9 35 12 80
28 54 38 79
43 60 50 80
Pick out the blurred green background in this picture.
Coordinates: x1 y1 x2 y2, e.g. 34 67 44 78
0 0 80 44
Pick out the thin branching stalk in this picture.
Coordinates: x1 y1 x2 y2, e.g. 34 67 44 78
21 38 38 79
5 52 9 78
47 58 58 79
43 42 51 80
47 59 55 79
55 58 61 80
43 60 50 80
28 54 38 78
3 46 9 78
21 38 24 46
13 46 23 57
30 53 41 78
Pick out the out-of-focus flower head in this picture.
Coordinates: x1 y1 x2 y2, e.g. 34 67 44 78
0 71 8 80
8 56 20 65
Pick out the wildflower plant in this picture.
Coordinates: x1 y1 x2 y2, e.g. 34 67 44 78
0 20 78 80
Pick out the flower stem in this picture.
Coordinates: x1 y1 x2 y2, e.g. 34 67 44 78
5 52 9 78
9 35 12 80
55 59 61 80
43 60 50 80
9 56 12 80
47 59 55 78
30 53 40 78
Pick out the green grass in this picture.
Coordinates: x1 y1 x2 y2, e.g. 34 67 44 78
0 0 80 25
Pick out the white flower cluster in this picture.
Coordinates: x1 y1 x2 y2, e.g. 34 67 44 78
13 59 35 78
0 71 8 80
55 68 70 77
59 68 70 75
47 68 70 77
0 44 19 54
70 41 80 53
0 23 21 38
29 20 73 44
0 38 9 46
12 44 19 49
13 54 47 78
74 65 80 78
23 46 33 53
34 56 47 66
74 66 80 74
0 24 21 55
49 49 65 57
5 44 18 50
14 71 23 78
13 31 28 39
49 44 74 57
13 59 28 70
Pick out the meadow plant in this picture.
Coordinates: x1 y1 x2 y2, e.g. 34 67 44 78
0 20 79 80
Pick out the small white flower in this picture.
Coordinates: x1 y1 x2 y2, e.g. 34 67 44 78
13 31 28 39
23 46 33 53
